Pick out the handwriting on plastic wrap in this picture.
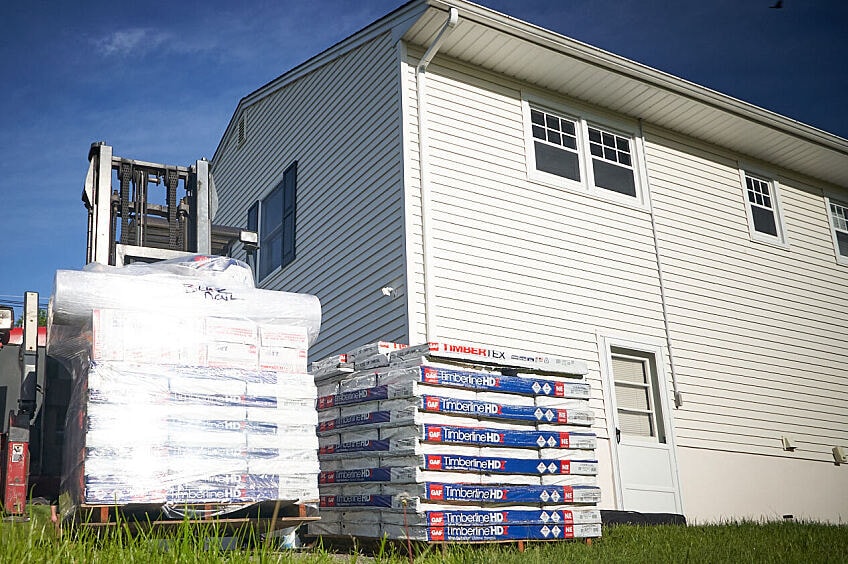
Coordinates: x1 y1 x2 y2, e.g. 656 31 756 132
183 284 236 301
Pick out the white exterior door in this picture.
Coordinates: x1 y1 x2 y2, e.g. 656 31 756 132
600 337 683 514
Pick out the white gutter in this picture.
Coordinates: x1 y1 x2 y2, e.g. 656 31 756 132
417 7 459 342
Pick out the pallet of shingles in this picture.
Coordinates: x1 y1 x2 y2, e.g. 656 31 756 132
309 340 602 542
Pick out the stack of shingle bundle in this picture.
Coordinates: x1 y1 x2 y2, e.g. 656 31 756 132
309 341 602 542
49 255 322 520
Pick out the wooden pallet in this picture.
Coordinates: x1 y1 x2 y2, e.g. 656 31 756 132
307 533 594 555
66 500 318 536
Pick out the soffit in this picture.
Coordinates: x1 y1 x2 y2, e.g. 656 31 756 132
404 2 848 188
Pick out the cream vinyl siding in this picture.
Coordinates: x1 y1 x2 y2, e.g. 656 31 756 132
404 56 671 438
213 32 408 361
644 125 848 461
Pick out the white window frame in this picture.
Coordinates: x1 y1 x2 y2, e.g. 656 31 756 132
522 94 650 209
738 166 788 248
610 351 663 443
825 194 848 266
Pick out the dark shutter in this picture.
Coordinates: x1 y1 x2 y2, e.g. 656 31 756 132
281 161 297 267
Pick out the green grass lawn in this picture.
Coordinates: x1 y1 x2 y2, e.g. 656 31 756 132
2 508 846 564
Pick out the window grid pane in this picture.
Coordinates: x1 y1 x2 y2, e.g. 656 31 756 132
587 126 632 169
831 201 848 233
745 175 773 211
531 108 579 153
612 356 658 440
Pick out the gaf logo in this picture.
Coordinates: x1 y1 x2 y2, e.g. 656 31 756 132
425 397 440 411
429 527 445 541
429 484 445 500
427 427 443 442
423 368 439 384
426 455 443 469
429 512 444 526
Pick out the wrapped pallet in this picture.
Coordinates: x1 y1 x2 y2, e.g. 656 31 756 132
48 255 322 521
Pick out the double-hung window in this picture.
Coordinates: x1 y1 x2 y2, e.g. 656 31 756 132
587 126 636 197
827 197 848 264
740 170 787 246
248 161 297 281
526 99 645 205
530 108 581 182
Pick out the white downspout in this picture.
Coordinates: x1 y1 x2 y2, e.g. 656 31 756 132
640 119 684 408
417 7 459 342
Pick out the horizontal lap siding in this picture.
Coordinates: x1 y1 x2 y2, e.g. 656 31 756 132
213 33 407 361
644 126 848 462
412 61 670 440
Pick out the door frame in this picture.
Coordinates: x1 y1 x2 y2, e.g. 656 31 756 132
597 332 684 513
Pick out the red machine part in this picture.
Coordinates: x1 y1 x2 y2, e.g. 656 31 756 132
2 432 30 515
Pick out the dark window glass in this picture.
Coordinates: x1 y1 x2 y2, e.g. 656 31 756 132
836 231 848 257
247 202 258 232
588 128 601 143
258 161 297 280
619 152 631 166
535 141 580 181
593 160 636 197
547 131 562 144
532 125 545 139
546 114 559 129
751 206 778 236
531 109 544 126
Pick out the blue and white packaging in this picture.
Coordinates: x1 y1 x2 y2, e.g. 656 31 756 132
318 466 471 486
381 365 591 399
422 453 598 476
415 522 602 542
420 395 594 426
422 424 597 450
424 483 602 505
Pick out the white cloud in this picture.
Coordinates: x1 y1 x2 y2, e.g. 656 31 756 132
97 28 172 56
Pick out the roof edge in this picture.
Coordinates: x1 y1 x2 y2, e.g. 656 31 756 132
429 0 848 155
212 0 429 163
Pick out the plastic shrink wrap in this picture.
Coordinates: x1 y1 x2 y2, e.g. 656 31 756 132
49 256 322 520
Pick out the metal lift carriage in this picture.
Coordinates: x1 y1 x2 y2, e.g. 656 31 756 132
83 142 257 267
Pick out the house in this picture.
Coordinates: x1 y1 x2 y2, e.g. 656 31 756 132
210 0 848 523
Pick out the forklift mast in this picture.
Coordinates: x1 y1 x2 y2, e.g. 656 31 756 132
82 142 255 267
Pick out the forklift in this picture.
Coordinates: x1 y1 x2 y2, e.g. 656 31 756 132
0 143 257 519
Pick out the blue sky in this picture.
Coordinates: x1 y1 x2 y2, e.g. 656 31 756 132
1 0 846 317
